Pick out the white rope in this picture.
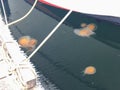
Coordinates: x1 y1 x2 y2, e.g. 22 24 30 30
0 1 39 86
25 10 73 61
6 0 38 26
1 0 8 24
1 41 36 88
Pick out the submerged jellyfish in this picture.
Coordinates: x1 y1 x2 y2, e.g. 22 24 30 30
87 23 97 31
74 23 96 37
18 36 37 51
83 66 96 75
28 38 37 50
74 29 95 37
18 36 30 47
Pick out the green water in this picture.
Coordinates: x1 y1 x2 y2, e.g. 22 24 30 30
3 0 120 90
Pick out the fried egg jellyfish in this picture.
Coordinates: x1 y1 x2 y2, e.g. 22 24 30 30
18 36 37 52
83 66 96 75
74 29 95 37
74 23 97 37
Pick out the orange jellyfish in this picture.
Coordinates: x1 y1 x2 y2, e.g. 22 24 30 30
81 23 87 28
29 38 37 47
28 38 37 50
74 29 95 37
74 23 97 37
87 23 97 31
18 36 30 48
83 66 96 75
18 36 37 51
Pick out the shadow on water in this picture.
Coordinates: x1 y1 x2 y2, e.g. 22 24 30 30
92 24 120 50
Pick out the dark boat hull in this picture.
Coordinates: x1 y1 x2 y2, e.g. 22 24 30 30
25 0 120 26
25 0 120 50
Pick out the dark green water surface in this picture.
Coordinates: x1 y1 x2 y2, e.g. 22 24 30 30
2 0 120 90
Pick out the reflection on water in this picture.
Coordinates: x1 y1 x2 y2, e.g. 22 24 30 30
6 0 120 90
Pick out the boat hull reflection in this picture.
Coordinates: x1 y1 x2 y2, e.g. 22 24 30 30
25 0 120 50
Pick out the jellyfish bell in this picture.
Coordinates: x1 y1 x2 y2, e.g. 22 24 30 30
83 66 96 75
18 36 31 47
18 36 37 52
87 23 97 31
74 29 95 37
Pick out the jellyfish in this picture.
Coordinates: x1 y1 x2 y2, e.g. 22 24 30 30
27 38 37 50
74 29 95 37
83 66 96 75
81 23 87 28
87 23 97 31
18 36 31 48
18 36 37 52
74 23 96 37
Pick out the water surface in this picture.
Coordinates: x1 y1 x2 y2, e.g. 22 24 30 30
2 0 120 90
